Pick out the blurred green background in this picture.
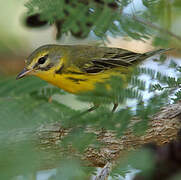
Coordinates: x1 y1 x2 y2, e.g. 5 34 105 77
1 0 181 180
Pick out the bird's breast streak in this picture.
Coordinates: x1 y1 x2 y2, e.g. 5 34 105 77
35 67 127 94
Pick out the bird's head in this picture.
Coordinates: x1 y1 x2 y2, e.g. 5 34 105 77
16 44 64 80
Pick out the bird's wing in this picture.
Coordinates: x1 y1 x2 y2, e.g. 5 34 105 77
68 45 169 74
80 48 145 73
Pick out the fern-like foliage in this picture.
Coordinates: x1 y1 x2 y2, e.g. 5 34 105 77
0 76 74 130
24 0 181 46
25 0 151 40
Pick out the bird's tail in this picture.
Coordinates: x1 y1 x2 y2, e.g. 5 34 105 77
144 48 173 57
131 48 173 65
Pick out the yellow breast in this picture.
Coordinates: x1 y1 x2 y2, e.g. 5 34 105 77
34 67 128 94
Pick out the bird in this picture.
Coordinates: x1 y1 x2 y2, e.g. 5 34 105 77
16 44 170 111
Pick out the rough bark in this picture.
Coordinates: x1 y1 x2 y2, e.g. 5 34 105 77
5 102 181 171
36 102 181 168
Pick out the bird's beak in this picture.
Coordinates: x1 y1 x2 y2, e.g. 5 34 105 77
16 68 33 80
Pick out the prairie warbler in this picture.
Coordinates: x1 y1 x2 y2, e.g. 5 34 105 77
16 44 170 111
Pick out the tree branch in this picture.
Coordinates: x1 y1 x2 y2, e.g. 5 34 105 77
3 102 181 172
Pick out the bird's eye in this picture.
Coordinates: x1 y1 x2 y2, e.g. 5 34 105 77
38 54 48 64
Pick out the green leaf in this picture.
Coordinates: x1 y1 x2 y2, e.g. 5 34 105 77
49 158 95 180
112 149 155 177
0 94 75 130
0 76 46 97
0 141 40 179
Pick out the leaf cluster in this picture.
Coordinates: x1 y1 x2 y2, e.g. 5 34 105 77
24 0 151 40
24 0 181 47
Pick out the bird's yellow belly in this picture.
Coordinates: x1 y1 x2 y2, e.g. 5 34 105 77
35 68 129 94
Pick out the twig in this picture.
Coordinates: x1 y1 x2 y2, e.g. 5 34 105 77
93 163 112 180
127 14 181 42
